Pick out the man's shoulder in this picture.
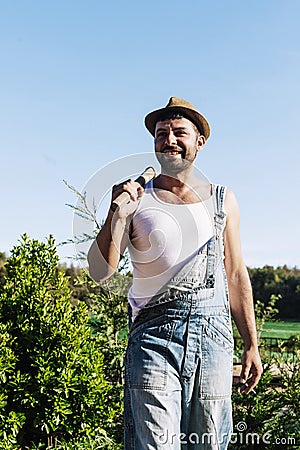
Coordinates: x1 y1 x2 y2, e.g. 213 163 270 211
223 188 239 217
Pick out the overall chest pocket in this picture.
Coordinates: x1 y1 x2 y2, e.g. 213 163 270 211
170 249 210 291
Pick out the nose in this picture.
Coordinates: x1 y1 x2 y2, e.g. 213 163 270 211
165 130 177 146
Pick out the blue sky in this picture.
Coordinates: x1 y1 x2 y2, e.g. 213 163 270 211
1 0 299 268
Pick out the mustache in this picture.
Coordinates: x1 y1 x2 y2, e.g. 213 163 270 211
161 145 183 153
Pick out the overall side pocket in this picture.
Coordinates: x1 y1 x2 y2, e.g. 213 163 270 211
126 318 176 391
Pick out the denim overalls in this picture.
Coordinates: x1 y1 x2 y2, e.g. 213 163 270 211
124 185 234 450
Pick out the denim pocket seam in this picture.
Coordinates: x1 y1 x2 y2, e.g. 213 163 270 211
203 319 234 353
200 331 233 399
128 321 176 391
129 314 169 339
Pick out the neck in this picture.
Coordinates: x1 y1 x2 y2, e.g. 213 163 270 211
160 165 196 185
155 172 200 193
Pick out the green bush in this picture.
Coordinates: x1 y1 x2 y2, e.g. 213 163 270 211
0 235 120 449
230 355 299 449
72 271 128 445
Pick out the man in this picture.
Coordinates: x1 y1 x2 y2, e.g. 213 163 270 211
88 97 263 449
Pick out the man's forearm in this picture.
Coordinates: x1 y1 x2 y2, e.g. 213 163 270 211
87 177 143 282
228 268 258 349
87 209 129 282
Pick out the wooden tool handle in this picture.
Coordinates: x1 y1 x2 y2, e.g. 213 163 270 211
111 166 156 212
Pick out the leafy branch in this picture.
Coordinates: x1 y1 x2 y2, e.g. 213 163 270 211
63 180 101 230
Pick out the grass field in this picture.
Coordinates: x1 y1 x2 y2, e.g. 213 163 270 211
261 321 300 339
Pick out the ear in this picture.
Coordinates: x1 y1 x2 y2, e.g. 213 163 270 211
196 135 206 152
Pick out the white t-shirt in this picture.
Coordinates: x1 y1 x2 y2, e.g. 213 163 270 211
128 181 214 319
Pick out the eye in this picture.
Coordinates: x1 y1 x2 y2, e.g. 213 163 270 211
155 131 167 139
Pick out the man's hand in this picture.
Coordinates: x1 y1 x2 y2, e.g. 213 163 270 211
239 347 263 394
111 179 144 219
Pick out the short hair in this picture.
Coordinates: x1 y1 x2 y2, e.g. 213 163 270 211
155 110 202 136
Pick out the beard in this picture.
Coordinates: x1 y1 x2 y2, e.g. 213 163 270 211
156 153 190 174
155 145 197 175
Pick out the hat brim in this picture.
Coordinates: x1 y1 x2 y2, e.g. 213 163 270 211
145 106 210 140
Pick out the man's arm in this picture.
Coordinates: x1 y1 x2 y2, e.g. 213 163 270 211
87 179 143 282
224 189 263 394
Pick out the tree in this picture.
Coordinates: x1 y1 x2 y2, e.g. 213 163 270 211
0 251 7 292
248 265 300 320
0 235 120 449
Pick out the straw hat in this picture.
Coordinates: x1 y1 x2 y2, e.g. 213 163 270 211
144 97 210 140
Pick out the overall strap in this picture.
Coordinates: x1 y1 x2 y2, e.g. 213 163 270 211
205 184 227 287
214 184 226 214
212 184 227 239
205 237 216 288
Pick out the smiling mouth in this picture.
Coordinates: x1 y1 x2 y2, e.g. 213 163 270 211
162 150 182 156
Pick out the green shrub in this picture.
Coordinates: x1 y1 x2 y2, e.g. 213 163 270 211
230 353 299 449
0 235 119 449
